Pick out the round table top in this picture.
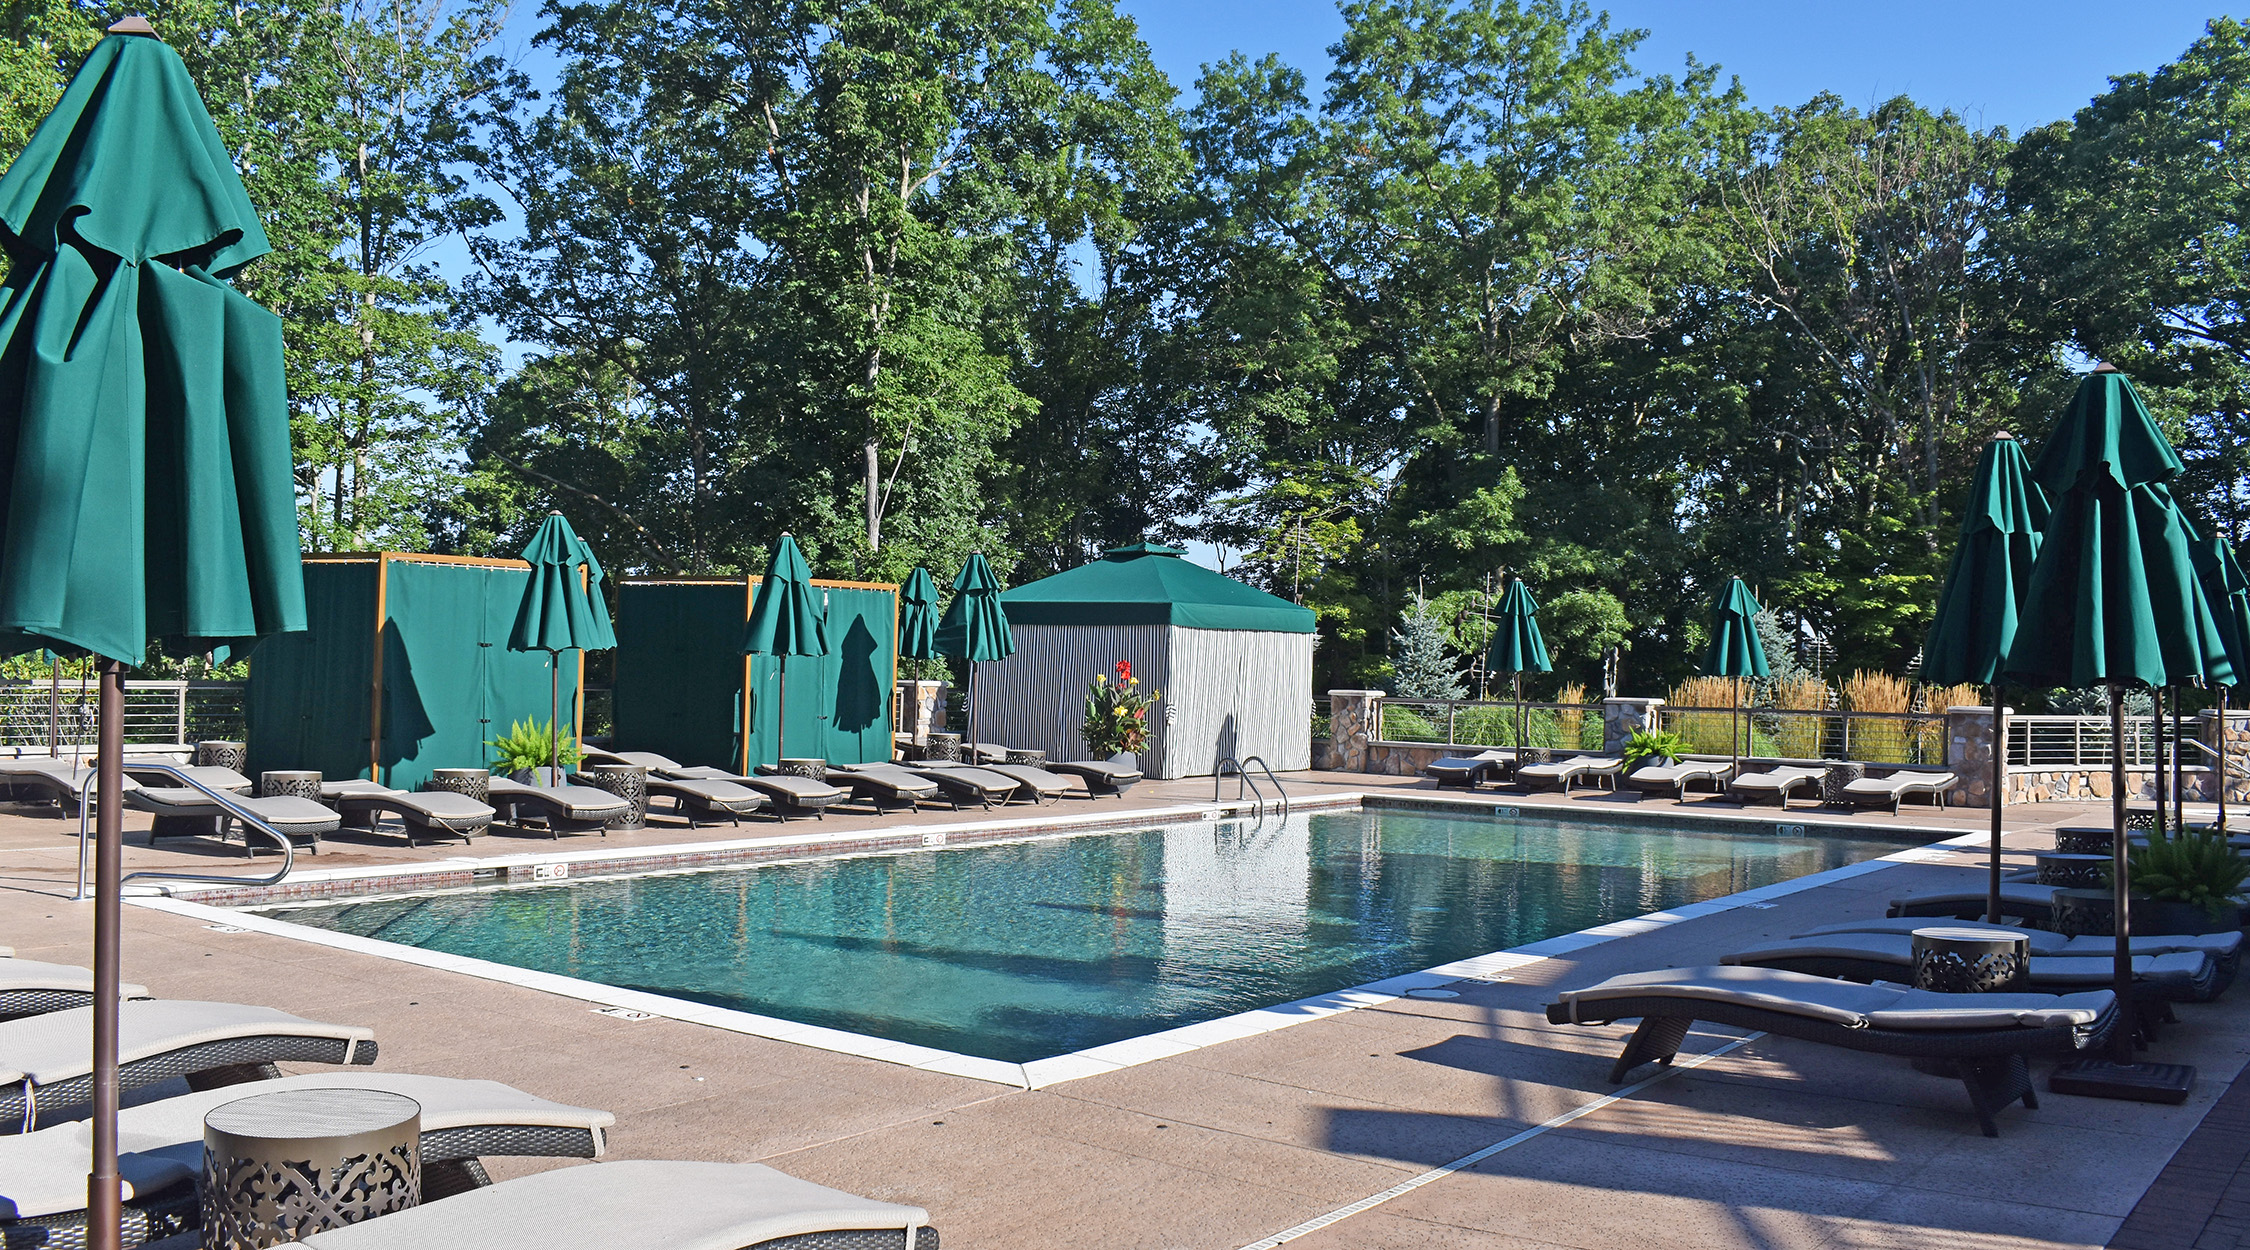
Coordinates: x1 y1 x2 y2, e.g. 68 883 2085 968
429 767 490 778
261 769 321 781
779 757 826 766
206 1088 421 1141
590 761 647 772
1912 926 2028 947
2036 851 2112 863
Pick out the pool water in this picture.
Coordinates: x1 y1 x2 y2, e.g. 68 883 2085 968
267 810 1921 1062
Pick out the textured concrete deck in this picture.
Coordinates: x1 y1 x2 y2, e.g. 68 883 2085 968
0 776 2233 1249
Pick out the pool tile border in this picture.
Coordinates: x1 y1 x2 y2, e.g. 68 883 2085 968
130 799 1990 1091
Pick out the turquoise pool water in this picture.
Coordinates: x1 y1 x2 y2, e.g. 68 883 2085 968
267 810 1921 1063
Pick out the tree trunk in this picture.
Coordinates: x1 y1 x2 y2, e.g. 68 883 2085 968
865 437 882 552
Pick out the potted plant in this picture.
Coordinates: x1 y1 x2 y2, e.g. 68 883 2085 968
489 717 582 785
1083 660 1159 767
2126 830 2249 935
1622 728 1688 772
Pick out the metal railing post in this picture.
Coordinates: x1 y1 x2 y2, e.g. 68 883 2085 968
1445 702 1457 746
175 683 187 744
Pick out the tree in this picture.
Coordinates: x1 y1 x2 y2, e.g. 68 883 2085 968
1388 595 1465 699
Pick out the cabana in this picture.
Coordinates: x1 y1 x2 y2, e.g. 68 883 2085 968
611 578 899 773
975 543 1315 778
246 554 573 790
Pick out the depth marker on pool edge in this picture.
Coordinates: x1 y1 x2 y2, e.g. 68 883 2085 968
1232 1033 1763 1249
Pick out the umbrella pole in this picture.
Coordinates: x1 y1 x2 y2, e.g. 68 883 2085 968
1988 687 2005 924
1515 672 1524 755
2152 689 2168 842
777 655 787 764
88 659 124 1250
48 654 59 758
549 654 560 787
2110 684 2135 1061
2174 688 2186 829
2222 689 2232 833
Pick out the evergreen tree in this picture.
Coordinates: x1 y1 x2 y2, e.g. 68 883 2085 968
1389 598 1466 700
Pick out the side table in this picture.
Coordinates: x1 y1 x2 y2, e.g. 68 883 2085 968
2055 827 2113 856
426 768 490 804
585 763 649 831
923 733 962 763
1822 762 1866 807
202 1087 421 1249
1005 748 1047 766
259 770 322 802
1911 926 2030 994
196 741 248 774
2034 852 2111 889
775 757 828 783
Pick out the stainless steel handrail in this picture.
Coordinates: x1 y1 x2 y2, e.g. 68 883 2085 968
74 760 297 899
1238 755 1289 816
1213 756 1271 818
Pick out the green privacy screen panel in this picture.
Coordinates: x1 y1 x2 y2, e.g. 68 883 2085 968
1001 544 1315 632
0 30 305 663
245 554 578 789
615 577 898 771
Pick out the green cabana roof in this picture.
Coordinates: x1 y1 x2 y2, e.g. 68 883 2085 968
1000 545 1317 633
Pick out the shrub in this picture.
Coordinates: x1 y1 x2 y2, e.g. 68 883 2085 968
1842 670 1914 763
1623 728 1687 770
2129 831 2250 921
488 718 581 774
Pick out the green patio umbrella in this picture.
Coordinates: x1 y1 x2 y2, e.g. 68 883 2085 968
1702 576 1769 779
0 21 307 1247
743 534 828 761
1921 431 2050 923
509 512 615 784
898 567 942 661
1486 578 1551 753
2005 367 2233 1078
935 553 1015 747
2190 532 2250 833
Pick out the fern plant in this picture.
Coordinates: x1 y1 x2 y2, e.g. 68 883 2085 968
2128 831 2250 921
1622 728 1687 770
488 718 581 774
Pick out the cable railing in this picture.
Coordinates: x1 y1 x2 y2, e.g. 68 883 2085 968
1654 705 1948 765
1375 699 1605 752
0 680 244 752
2005 716 2161 768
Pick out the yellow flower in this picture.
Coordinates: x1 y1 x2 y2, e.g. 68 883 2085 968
1127 677 1139 686
1114 706 1129 716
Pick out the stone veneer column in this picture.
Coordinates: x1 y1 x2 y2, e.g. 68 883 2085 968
1602 697 1662 752
894 679 950 743
1944 705 2006 808
2202 708 2250 805
1327 690 1384 772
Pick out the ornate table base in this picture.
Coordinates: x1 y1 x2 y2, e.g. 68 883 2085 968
203 1088 421 1249
586 764 649 830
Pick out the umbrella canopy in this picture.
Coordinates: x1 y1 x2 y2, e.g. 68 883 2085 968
2005 371 2233 691
936 553 1015 662
898 567 941 660
2190 533 2250 689
0 24 308 1250
509 512 615 654
1922 433 2051 686
1701 577 1769 678
1486 579 1551 675
743 534 829 659
0 26 305 663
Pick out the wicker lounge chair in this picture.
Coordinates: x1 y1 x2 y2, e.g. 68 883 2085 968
584 751 846 818
903 764 1023 809
1422 749 1516 789
269 1159 935 1250
0 1072 614 1250
1514 755 1623 793
320 780 496 846
0 1000 377 1131
1727 765 1826 806
0 760 105 811
1887 881 2071 925
1794 917 2242 984
1045 759 1142 798
119 760 252 794
1545 965 2119 1136
1723 932 2223 1003
1841 770 1956 814
640 776 768 827
827 762 942 810
127 787 340 855
485 777 632 837
0 958 149 1021
979 762 1075 803
1620 758 1734 800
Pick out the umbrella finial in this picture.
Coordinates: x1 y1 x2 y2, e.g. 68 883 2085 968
2091 361 2121 373
107 15 157 34
1990 430 2014 440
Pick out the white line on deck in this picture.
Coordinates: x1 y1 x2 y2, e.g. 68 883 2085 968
1233 1032 1764 1249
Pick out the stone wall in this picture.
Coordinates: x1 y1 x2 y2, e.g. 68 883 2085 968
2202 710 2250 804
1602 698 1661 752
893 679 949 744
2007 767 2213 804
1326 690 1382 772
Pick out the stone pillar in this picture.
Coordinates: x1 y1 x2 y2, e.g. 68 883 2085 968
895 679 949 743
1944 705 2006 808
2201 709 2250 805
1602 697 1662 752
1327 690 1383 772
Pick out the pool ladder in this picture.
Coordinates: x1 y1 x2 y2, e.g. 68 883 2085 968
1214 755 1289 818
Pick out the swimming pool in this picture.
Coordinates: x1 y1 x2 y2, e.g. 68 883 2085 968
264 809 1922 1063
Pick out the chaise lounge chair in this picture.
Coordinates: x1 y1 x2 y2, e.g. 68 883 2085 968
269 1159 935 1250
0 1073 614 1249
1887 881 2073 926
321 780 496 846
1422 749 1517 789
1 1000 377 1131
1722 932 2223 1003
978 761 1076 803
0 957 149 1021
1620 757 1735 800
1841 769 1956 814
827 762 943 810
638 775 769 827
1545 965 2119 1136
583 751 847 819
1514 755 1623 793
0 759 103 812
1794 917 2242 987
1727 765 1826 806
127 787 341 855
1045 759 1142 798
120 760 252 794
485 777 633 838
902 763 1023 809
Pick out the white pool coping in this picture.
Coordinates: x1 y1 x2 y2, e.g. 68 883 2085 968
128 802 1991 1091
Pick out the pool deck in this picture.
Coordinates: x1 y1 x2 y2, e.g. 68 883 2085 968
1 772 2238 1249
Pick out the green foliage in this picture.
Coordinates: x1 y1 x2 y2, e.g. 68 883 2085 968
2128 831 2250 921
1387 598 1465 700
1622 728 1687 770
487 719 581 774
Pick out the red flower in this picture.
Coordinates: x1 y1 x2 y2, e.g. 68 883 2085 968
1116 660 1132 681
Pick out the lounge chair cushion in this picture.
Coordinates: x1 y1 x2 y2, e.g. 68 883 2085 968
128 790 340 828
1731 766 1824 791
0 1073 613 1219
486 778 632 820
1724 934 2214 991
0 957 148 1000
1551 965 2109 1030
830 763 941 797
647 776 767 811
1518 756 1619 781
743 774 846 803
0 1000 375 1087
983 763 1073 795
122 761 252 792
1796 917 2245 961
281 1160 930 1250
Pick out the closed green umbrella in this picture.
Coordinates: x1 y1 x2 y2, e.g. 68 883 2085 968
743 534 828 761
2006 367 2232 1077
509 512 615 784
2190 533 2250 832
936 553 1015 747
1486 578 1551 752
0 21 306 1247
898 567 941 661
1921 431 2050 922
1702 576 1769 778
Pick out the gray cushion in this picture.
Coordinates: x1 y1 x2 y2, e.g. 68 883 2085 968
1553 965 2110 1030
0 1000 374 1086
1727 933 2210 987
487 779 632 819
1518 756 1618 780
0 956 148 1000
128 790 340 828
1731 767 1824 790
647 777 767 810
1843 772 1955 796
285 1160 928 1250
830 764 940 796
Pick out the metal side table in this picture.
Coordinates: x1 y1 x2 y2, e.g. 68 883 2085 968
202 1087 421 1249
